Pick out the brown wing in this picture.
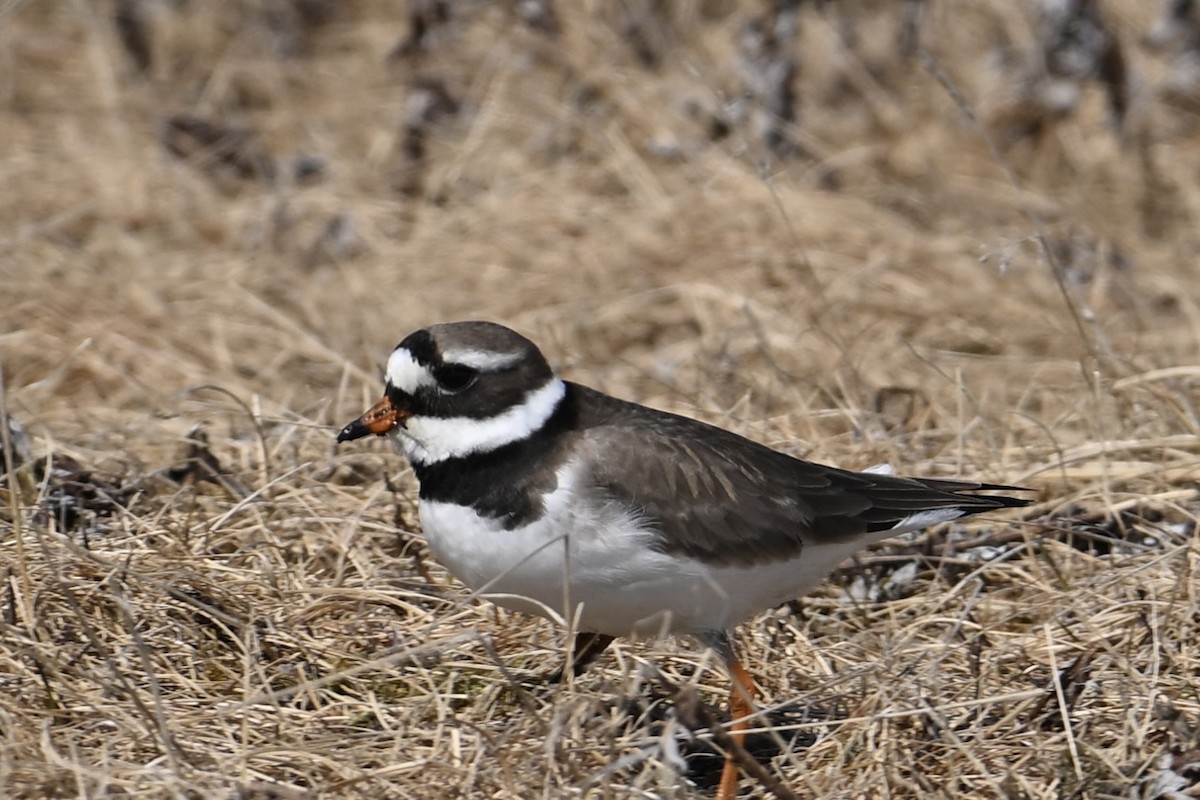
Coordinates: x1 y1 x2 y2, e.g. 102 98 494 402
569 384 1029 568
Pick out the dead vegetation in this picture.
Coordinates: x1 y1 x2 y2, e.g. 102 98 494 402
2 0 1200 797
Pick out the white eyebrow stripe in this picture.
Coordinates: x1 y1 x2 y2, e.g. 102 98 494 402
386 348 436 392
439 348 523 371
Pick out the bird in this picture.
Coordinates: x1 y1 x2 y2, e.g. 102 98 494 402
336 320 1031 798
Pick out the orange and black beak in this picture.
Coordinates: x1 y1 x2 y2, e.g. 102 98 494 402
336 394 410 443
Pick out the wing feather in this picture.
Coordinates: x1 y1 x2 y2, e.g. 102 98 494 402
569 383 1029 567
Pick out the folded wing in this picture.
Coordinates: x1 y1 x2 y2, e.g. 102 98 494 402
571 385 1030 568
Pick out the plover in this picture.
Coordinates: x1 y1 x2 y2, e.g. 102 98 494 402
337 320 1030 798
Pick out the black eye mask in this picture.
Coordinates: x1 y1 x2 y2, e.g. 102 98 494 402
433 364 478 392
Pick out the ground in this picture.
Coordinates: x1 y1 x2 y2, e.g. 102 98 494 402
2 1 1199 798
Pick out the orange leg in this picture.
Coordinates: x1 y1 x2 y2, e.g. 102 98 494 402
548 632 615 684
716 651 758 800
568 632 615 677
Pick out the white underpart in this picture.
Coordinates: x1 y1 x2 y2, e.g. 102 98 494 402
386 348 436 393
396 378 567 465
438 347 523 371
857 466 966 533
887 507 965 534
419 458 968 637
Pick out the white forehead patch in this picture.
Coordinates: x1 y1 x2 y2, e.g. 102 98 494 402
386 348 436 392
439 347 523 372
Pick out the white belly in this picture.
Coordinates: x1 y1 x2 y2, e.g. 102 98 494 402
417 463 883 637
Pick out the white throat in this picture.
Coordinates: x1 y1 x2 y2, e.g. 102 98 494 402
396 378 567 465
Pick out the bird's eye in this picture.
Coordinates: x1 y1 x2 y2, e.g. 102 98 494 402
433 364 477 392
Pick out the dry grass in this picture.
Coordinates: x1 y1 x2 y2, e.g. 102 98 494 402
2 1 1200 797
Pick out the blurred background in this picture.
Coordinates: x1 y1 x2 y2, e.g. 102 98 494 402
5 0 1197 453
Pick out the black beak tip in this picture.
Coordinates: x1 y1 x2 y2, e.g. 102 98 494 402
336 420 366 444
